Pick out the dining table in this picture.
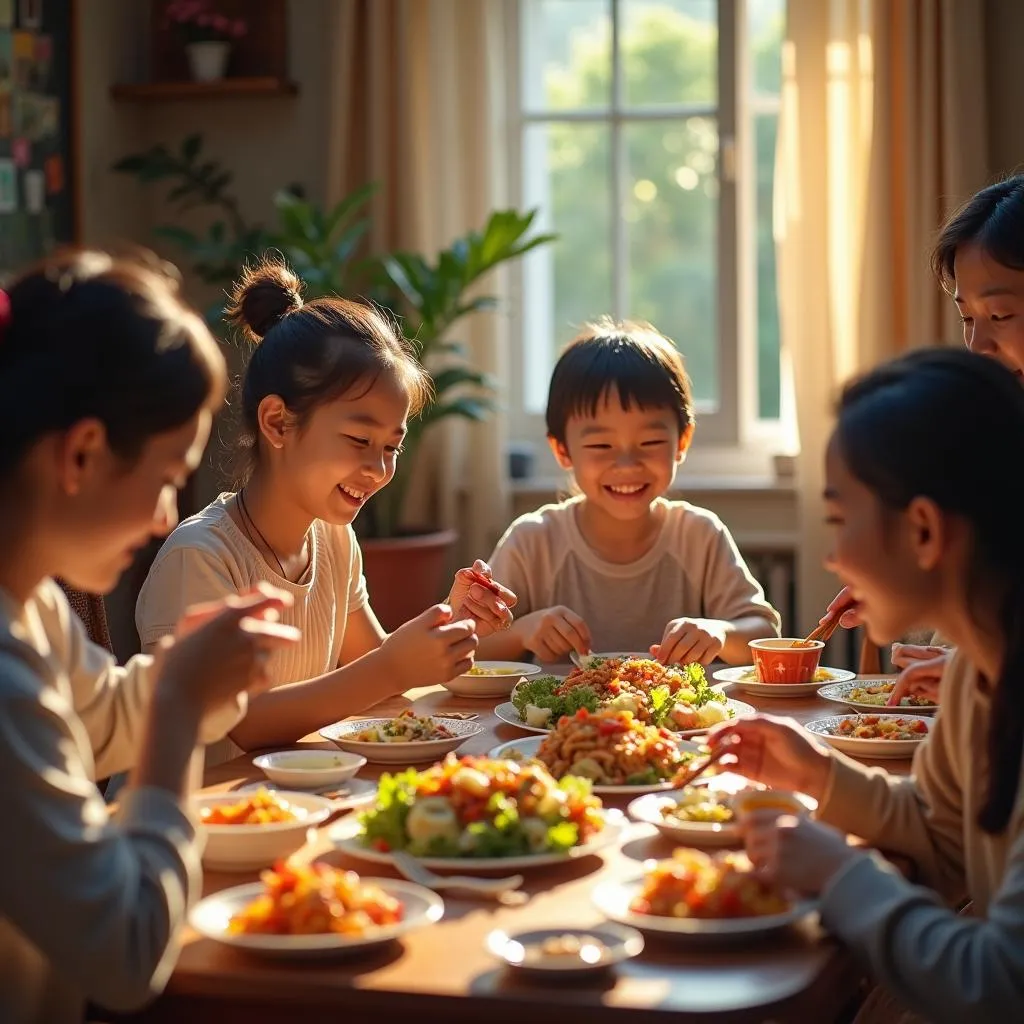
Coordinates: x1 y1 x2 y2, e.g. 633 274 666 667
115 669 917 1024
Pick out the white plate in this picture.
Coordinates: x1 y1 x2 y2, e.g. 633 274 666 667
319 717 483 764
190 877 443 959
494 699 754 738
592 875 818 941
252 749 367 789
486 923 643 974
803 714 932 759
627 782 817 848
713 665 856 697
627 787 741 847
487 735 703 795
493 700 553 734
327 809 626 872
817 678 938 714
194 791 334 872
235 777 379 811
443 662 542 699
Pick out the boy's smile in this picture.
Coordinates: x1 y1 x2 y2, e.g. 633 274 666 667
549 389 689 522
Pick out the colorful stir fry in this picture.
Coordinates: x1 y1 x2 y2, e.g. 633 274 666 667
536 708 695 786
358 753 606 858
200 789 298 826
228 861 403 936
511 657 729 731
630 849 789 919
832 715 929 740
352 709 456 743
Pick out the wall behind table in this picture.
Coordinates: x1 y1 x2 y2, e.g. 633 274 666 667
80 0 336 658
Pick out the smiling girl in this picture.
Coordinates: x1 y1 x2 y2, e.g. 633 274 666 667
478 319 778 665
712 348 1024 1023
136 259 514 758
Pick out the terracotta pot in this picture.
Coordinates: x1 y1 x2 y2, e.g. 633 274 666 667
359 528 458 632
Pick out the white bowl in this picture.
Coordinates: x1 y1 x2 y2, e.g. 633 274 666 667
194 791 333 872
443 661 542 699
252 749 367 789
319 716 483 764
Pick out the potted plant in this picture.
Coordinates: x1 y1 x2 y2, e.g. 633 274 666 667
113 136 555 627
163 0 248 81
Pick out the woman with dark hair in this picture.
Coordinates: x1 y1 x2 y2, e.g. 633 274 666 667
0 250 299 1023
711 348 1024 1022
824 174 1024 705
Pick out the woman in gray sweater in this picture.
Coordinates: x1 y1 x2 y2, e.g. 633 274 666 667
0 250 299 1024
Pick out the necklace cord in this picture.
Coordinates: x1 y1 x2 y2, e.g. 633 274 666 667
237 489 287 579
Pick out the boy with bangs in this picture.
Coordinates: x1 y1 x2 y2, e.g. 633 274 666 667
479 319 780 666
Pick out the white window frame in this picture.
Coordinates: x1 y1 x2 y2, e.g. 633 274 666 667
502 0 790 479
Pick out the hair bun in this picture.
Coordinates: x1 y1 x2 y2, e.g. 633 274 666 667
227 257 303 341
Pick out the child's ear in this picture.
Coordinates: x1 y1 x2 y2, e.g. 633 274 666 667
547 434 573 471
675 422 695 463
257 395 289 450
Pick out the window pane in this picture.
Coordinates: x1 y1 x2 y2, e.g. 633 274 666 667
754 112 780 419
522 122 613 412
749 0 785 96
623 119 718 406
521 0 612 113
622 0 717 108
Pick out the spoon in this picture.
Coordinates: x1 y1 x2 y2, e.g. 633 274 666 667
391 850 526 903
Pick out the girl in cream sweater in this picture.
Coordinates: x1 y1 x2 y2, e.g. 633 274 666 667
137 258 514 759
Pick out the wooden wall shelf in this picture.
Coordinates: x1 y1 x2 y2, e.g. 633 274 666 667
111 77 298 101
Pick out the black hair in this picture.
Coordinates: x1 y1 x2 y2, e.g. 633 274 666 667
226 257 432 484
836 347 1024 833
932 175 1024 289
0 247 226 479
545 318 695 443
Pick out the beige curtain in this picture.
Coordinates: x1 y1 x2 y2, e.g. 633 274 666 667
326 0 511 563
778 0 989 638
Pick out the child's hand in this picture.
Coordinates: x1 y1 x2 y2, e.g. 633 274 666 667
652 617 726 665
739 810 863 897
518 606 591 663
886 652 947 707
381 604 478 686
446 559 516 638
823 587 863 629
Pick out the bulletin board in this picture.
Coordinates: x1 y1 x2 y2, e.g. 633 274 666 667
0 0 77 275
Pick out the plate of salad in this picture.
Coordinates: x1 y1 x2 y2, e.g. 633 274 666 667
326 753 625 871
498 658 753 738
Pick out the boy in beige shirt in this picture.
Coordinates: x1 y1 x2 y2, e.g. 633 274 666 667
479 320 779 665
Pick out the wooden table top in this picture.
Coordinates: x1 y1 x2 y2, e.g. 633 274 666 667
121 673 913 1024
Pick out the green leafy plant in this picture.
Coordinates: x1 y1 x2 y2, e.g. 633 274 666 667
113 135 556 538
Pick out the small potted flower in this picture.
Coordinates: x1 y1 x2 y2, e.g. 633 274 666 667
163 0 247 82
